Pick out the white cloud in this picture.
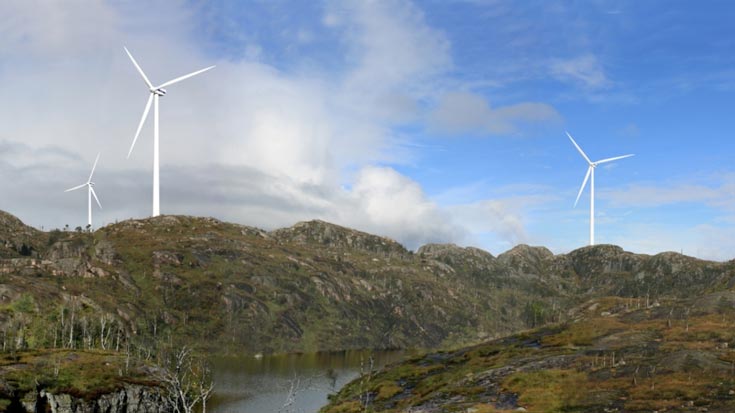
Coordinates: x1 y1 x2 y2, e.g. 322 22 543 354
605 222 735 262
0 1 119 59
429 91 560 136
0 0 496 250
336 0 452 93
447 200 527 245
341 166 465 248
600 176 735 210
550 54 611 89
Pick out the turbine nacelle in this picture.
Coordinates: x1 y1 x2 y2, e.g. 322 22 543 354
151 88 167 96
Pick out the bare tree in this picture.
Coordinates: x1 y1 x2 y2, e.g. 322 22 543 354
68 299 77 349
99 315 110 350
357 354 375 413
156 346 214 413
279 372 329 413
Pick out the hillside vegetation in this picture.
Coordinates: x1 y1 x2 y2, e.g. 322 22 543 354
0 210 733 359
322 293 735 412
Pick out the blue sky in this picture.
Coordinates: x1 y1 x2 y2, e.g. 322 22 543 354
1 1 734 260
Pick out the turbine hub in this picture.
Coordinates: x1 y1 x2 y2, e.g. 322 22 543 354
89 182 95 187
151 88 167 96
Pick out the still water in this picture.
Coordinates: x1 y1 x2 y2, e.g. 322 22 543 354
209 350 408 413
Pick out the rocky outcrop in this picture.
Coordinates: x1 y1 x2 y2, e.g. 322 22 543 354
497 244 554 274
0 211 45 259
0 258 56 276
271 220 410 258
418 243 495 263
418 243 501 279
564 244 640 277
17 384 168 413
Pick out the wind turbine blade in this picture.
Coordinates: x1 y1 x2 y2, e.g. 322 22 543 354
595 154 635 164
566 131 592 165
128 93 153 158
90 187 102 209
88 152 100 182
64 183 86 192
156 65 215 89
124 46 154 89
574 167 592 208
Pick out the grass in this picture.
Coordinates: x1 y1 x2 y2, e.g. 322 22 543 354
542 317 626 347
502 369 588 412
0 349 158 401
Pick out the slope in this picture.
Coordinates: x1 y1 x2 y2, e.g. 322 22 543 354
322 292 735 412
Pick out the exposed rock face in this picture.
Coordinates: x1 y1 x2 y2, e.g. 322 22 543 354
564 244 640 276
560 245 726 298
497 244 554 274
44 240 88 276
271 220 410 258
418 243 496 263
418 243 500 279
18 384 168 413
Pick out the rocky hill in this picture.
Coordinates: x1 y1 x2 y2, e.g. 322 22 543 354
0 210 733 358
0 211 46 259
322 292 735 412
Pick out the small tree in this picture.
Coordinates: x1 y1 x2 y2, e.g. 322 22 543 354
19 243 32 256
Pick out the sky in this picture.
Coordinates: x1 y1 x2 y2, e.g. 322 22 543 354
1 0 734 261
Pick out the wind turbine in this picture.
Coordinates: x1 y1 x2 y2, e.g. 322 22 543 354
567 131 634 246
124 46 215 217
65 153 102 228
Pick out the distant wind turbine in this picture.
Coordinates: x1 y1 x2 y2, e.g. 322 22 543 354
567 131 634 246
65 153 102 228
124 46 215 217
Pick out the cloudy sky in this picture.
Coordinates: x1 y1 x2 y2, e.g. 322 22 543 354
1 0 734 260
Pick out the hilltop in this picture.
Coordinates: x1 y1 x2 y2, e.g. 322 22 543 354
0 210 733 357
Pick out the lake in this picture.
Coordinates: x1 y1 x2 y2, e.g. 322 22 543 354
209 350 409 413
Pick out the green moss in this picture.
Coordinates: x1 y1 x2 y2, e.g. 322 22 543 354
375 383 402 400
503 369 588 412
0 350 158 399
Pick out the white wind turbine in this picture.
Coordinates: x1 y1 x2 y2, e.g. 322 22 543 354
65 153 102 228
567 131 634 246
124 46 215 217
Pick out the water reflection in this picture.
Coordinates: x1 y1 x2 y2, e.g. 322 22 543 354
209 350 408 413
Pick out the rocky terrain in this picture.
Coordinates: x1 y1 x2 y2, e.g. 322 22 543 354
0 209 733 356
322 293 735 412
1 209 735 411
0 349 166 413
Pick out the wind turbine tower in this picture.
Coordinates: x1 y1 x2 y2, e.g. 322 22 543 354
65 153 102 228
567 132 634 246
124 47 215 217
